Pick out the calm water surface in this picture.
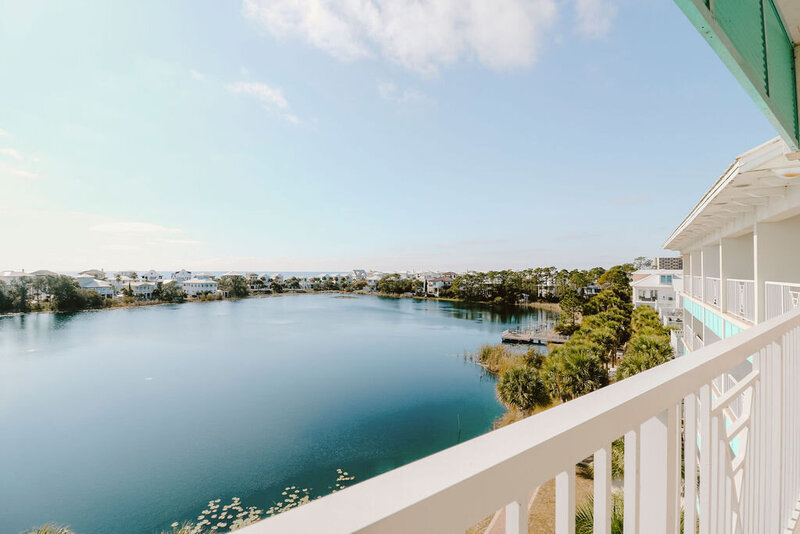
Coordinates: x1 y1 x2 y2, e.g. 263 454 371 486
0 294 556 533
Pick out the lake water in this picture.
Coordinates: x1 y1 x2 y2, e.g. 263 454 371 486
0 294 557 533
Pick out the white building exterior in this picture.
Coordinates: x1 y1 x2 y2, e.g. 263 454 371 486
631 269 683 329
142 269 162 282
664 137 800 354
129 281 156 299
182 277 218 297
171 269 192 282
75 276 115 298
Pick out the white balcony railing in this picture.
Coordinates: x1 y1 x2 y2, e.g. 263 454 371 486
727 278 755 323
765 281 800 321
244 309 800 534
692 275 702 299
705 276 720 308
684 322 694 351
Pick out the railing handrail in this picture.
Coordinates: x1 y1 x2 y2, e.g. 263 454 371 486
705 275 720 280
726 277 754 283
765 280 800 287
242 308 800 533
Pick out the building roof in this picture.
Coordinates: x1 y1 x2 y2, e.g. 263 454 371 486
631 273 678 289
664 137 800 251
78 269 105 278
183 277 218 284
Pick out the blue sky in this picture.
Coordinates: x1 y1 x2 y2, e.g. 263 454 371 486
0 0 777 272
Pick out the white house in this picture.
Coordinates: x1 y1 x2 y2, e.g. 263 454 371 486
141 269 162 282
631 269 683 331
270 273 284 284
129 281 156 299
0 270 31 283
76 276 115 298
181 277 218 297
77 269 105 279
350 269 367 280
195 272 215 280
425 276 453 297
171 269 192 282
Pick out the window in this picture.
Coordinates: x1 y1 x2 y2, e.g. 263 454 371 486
660 275 673 285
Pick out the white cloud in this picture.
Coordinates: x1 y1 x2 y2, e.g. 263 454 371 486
190 69 205 80
0 128 8 136
227 81 288 109
378 82 434 106
227 80 301 123
575 0 617 38
242 0 558 75
2 167 38 179
89 222 183 234
0 148 23 160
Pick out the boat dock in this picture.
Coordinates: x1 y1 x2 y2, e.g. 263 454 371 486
501 327 569 345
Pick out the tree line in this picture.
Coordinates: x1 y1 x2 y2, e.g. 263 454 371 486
480 264 674 416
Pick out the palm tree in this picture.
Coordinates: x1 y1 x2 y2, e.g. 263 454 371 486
498 366 550 412
617 334 673 380
22 525 75 534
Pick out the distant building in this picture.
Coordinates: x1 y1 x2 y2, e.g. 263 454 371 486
76 276 115 298
182 277 218 297
351 269 367 280
220 271 242 279
31 270 59 277
631 269 683 329
425 276 453 297
654 257 683 270
78 269 105 280
142 269 162 282
129 281 156 299
0 270 31 283
171 269 192 282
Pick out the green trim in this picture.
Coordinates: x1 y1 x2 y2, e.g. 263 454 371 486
674 0 799 149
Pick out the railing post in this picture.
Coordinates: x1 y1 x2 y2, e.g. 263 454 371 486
555 466 575 534
638 406 680 534
594 444 611 534
684 392 698 534
504 497 526 534
623 430 639 534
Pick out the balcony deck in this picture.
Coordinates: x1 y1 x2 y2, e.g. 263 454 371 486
241 308 800 533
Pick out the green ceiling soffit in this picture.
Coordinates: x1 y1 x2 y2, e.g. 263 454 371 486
674 0 799 150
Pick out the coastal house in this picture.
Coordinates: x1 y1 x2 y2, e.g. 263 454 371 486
243 3 800 534
142 269 163 282
630 269 683 330
424 276 453 297
181 277 218 297
129 281 156 300
115 270 138 279
76 276 115 298
220 271 242 280
350 269 367 280
78 269 105 280
0 270 31 283
195 272 215 280
171 269 192 282
30 269 59 277
270 273 284 284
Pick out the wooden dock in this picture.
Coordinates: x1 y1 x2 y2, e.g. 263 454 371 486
501 328 569 345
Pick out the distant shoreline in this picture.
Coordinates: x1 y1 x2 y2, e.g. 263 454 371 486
0 289 561 318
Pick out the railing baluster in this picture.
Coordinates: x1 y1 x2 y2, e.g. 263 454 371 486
623 429 639 534
555 467 575 534
593 444 611 534
699 384 712 534
638 406 679 534
504 497 526 534
684 393 698 534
